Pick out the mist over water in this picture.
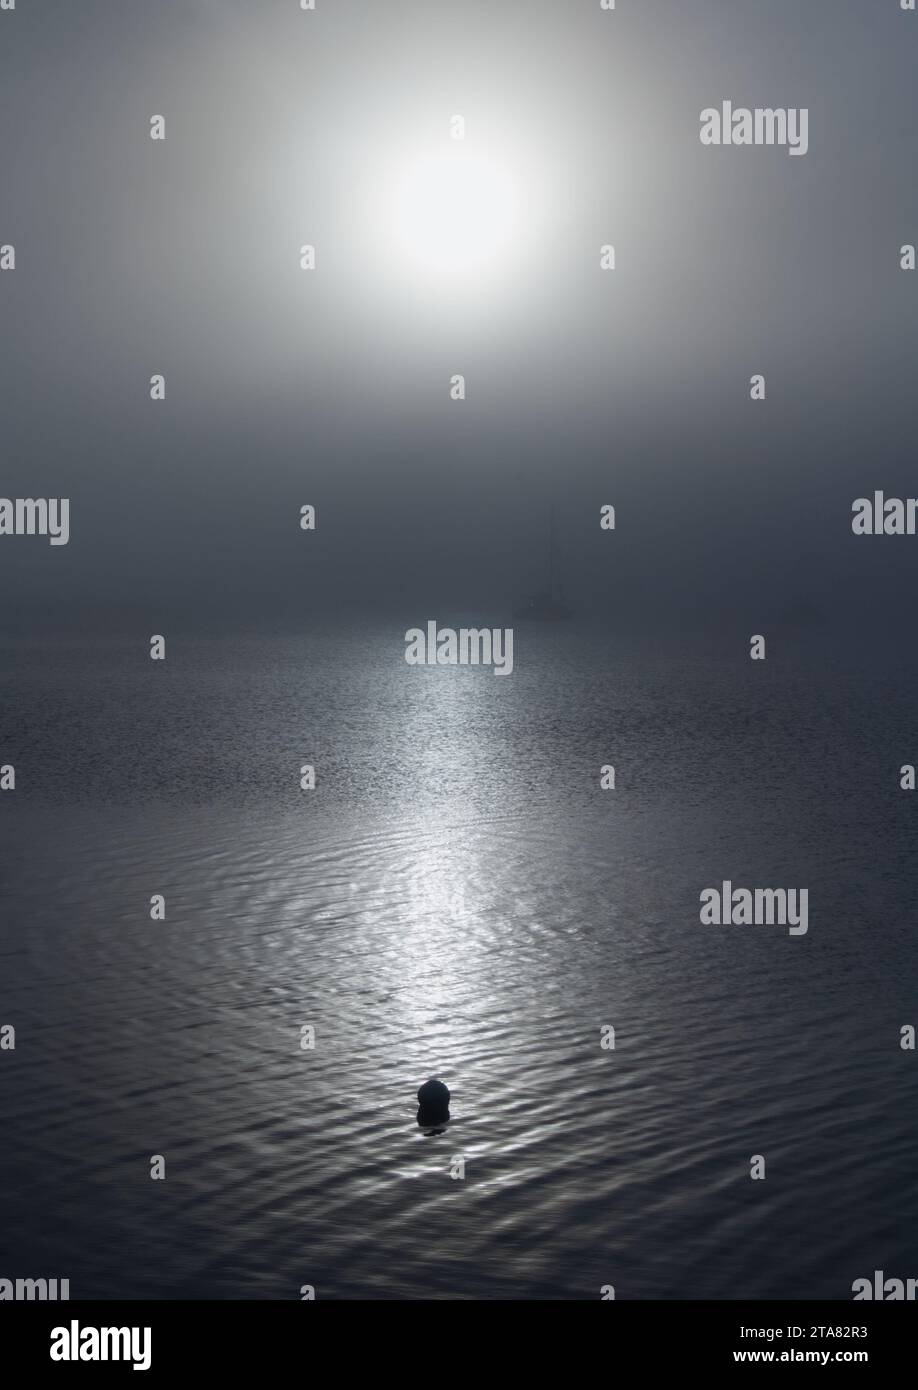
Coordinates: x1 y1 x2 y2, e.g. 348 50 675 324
2 626 916 1299
3 0 918 1310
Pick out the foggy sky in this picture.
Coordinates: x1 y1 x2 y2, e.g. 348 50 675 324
1 0 917 635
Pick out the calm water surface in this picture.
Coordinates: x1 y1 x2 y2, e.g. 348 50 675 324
1 626 916 1298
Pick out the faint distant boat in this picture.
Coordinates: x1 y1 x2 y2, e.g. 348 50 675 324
514 589 573 621
776 598 826 629
514 507 573 621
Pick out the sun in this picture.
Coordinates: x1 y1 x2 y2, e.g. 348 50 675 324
385 145 518 280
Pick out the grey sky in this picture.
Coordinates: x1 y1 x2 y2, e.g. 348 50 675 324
1 0 916 633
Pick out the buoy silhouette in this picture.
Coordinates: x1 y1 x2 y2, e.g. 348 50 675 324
417 1077 450 1128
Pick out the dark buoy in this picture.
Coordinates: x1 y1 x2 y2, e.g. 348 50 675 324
417 1077 450 1130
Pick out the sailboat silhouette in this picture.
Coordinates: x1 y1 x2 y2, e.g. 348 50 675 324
514 507 573 621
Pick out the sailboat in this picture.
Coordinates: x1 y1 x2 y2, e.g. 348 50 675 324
514 508 573 621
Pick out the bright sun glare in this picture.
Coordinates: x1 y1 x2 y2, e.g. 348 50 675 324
386 147 517 279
